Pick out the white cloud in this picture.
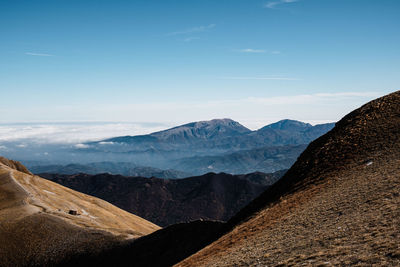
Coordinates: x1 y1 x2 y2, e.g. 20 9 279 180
167 24 216 36
98 141 114 145
25 52 54 57
265 0 298 9
74 143 90 149
0 123 168 144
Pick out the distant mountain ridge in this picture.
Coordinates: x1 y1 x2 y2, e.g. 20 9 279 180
106 119 251 145
74 119 334 175
175 144 306 174
29 162 189 178
101 119 334 149
40 171 284 227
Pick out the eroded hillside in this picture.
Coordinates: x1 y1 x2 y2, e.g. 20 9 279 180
0 158 159 266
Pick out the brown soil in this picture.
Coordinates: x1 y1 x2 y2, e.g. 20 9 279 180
0 159 160 266
177 91 400 266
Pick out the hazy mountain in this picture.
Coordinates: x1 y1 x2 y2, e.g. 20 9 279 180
174 144 306 174
97 119 334 151
7 119 332 178
78 119 334 174
105 118 251 145
40 171 283 227
29 161 189 178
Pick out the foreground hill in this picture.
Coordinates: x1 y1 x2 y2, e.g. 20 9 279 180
177 91 400 266
40 171 283 227
0 157 159 266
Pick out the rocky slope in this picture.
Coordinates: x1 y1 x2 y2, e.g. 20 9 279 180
40 172 280 227
177 91 400 266
0 157 159 266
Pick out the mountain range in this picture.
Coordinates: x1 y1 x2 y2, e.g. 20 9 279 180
62 119 334 175
29 162 189 178
20 119 334 177
100 119 334 151
40 171 284 227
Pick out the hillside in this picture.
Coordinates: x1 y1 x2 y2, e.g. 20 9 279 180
175 144 306 174
0 157 160 266
40 172 280 227
177 91 400 266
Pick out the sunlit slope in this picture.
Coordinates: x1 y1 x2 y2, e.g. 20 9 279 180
177 91 400 266
0 157 160 266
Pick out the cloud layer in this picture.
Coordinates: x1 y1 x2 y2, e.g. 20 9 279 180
0 122 168 144
0 92 383 144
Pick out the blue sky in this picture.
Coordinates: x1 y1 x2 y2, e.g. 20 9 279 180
1 0 399 129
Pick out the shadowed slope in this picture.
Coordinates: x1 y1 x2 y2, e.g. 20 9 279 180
0 159 160 266
177 91 400 266
40 172 272 227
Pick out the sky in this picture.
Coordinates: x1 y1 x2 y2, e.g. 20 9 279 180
1 0 399 135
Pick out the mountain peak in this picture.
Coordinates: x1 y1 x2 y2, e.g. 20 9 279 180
151 118 251 141
262 119 312 131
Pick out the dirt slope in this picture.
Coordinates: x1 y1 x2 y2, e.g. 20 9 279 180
0 157 160 266
177 91 400 266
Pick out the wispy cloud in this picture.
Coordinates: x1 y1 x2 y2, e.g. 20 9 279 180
234 49 281 54
264 0 298 9
25 52 54 57
167 24 216 36
237 48 266 53
183 37 201 42
220 76 298 81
